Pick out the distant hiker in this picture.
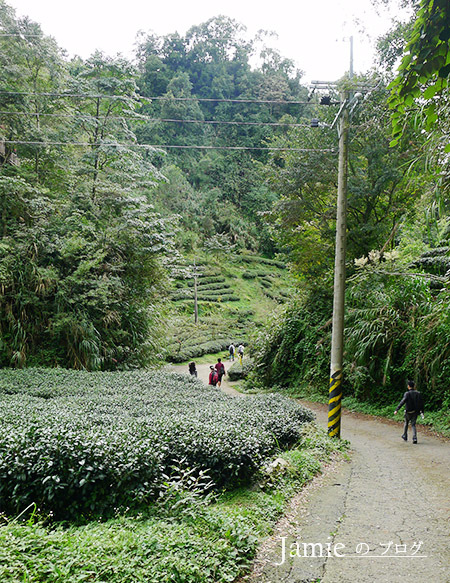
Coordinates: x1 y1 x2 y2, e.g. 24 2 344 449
188 362 197 377
237 343 244 364
215 358 226 387
209 365 218 387
394 380 424 444
229 343 235 361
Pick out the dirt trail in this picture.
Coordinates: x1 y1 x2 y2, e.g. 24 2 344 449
171 360 242 397
169 366 450 582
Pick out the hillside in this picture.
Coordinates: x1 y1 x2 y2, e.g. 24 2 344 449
164 252 293 362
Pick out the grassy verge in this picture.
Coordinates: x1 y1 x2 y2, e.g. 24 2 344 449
0 423 348 583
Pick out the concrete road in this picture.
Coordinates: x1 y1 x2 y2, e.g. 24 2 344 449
250 401 450 583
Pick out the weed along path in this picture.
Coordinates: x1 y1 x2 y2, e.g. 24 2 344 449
250 401 450 583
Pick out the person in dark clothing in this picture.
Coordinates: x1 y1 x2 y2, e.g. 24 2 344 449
209 365 218 386
394 380 424 444
214 358 226 387
188 362 197 377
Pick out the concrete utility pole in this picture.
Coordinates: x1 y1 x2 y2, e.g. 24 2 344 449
328 36 353 438
312 38 377 437
193 259 199 324
312 38 354 439
328 90 349 439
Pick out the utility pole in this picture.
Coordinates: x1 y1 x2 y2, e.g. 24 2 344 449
328 90 349 439
193 259 199 324
312 37 355 439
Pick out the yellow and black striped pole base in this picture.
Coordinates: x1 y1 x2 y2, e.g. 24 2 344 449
328 370 342 438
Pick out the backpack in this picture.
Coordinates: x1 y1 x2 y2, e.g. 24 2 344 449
210 371 218 385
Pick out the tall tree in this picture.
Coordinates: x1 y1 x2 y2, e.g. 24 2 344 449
0 6 171 369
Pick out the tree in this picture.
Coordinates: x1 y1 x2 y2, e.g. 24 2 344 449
264 80 423 277
0 8 171 369
389 0 450 146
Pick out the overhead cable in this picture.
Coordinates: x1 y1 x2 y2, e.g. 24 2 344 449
3 139 336 153
0 110 311 127
0 90 316 106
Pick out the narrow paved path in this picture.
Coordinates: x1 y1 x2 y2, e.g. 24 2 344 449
251 402 450 583
171 361 242 397
169 366 450 582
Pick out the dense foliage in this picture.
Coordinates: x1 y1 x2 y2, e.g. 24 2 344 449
0 368 314 519
389 0 450 147
133 16 311 256
0 3 310 369
249 1 450 419
0 421 345 583
251 252 450 411
1 0 450 420
0 2 173 369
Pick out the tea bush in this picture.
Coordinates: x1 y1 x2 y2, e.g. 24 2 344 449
0 368 314 519
228 358 254 381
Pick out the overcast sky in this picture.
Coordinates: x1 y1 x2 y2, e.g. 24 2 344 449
7 0 409 83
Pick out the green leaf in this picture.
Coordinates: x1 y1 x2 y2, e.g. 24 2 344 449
438 63 450 78
389 136 400 148
423 82 442 99
439 28 450 42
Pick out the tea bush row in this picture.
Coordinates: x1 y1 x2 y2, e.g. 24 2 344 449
228 359 255 381
174 276 226 288
242 270 272 279
169 339 236 362
0 369 315 518
173 294 239 303
240 256 286 269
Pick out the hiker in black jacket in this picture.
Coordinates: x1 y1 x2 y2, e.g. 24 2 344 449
394 380 424 444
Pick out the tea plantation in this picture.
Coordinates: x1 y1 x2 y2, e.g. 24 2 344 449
165 252 293 363
0 368 314 520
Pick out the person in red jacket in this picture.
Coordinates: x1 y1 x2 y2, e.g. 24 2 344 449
214 358 226 387
209 365 218 386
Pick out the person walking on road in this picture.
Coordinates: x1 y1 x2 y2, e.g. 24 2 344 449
237 343 244 364
394 380 424 444
209 365 218 386
228 343 235 361
188 362 197 377
215 358 226 387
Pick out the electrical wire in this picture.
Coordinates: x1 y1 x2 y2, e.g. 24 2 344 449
0 110 311 128
2 139 336 153
0 90 317 106
0 34 43 37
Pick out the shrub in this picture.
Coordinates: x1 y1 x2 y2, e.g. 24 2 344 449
228 358 254 381
0 368 314 519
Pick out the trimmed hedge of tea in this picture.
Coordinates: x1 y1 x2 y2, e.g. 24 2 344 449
227 358 254 381
169 339 233 362
240 256 286 269
0 368 314 518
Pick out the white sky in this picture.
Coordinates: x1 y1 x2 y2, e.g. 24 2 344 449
6 0 409 83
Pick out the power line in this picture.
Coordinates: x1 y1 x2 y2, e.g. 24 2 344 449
0 34 43 37
0 110 311 128
2 139 336 153
0 90 317 106
148 96 312 105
